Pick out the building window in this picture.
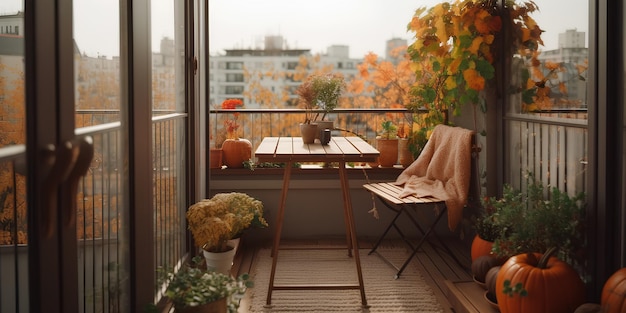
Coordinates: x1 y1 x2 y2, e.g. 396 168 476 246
226 73 244 82
225 85 244 94
226 62 243 70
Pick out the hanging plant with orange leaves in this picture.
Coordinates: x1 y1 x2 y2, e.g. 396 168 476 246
406 0 543 120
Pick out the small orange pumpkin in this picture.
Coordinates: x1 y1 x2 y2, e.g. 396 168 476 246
496 247 586 313
471 234 495 261
221 138 252 168
601 267 626 313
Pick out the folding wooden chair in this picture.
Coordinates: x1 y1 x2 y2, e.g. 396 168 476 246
363 125 480 279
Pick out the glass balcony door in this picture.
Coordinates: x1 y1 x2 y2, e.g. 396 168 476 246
24 1 92 312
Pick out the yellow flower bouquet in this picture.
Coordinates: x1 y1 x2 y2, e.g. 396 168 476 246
186 192 268 252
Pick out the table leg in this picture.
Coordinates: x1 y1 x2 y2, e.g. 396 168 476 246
338 162 368 307
340 166 353 256
266 161 292 306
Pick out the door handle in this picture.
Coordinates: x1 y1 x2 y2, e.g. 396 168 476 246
41 141 79 237
63 136 94 227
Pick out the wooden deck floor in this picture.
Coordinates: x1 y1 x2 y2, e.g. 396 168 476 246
232 236 492 313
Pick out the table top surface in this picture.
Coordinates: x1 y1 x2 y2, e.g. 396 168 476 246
255 136 379 163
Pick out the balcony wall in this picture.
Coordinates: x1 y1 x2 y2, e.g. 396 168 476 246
208 167 461 244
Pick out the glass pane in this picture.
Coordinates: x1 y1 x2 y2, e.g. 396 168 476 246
0 3 28 312
507 0 589 118
151 0 187 301
504 0 589 194
74 0 121 126
0 6 26 147
152 0 185 114
73 1 126 312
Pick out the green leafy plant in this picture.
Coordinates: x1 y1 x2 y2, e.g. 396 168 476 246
473 206 502 242
404 0 545 147
379 120 398 139
296 73 345 124
159 256 252 312
486 173 586 267
186 192 268 252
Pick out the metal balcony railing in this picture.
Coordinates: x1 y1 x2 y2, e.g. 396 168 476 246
208 108 417 154
0 107 588 312
0 112 187 312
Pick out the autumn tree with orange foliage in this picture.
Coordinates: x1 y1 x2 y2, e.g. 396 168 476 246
0 62 28 244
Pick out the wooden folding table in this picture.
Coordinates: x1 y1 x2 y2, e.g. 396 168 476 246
254 136 379 307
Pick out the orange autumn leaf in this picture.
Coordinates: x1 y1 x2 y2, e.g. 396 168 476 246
463 68 485 91
469 37 484 54
474 9 492 34
484 34 495 45
521 27 532 43
523 15 538 31
489 15 502 33
435 19 448 44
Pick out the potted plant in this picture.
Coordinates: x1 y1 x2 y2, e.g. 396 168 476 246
489 173 586 264
159 256 252 313
471 202 502 261
404 0 546 157
296 73 345 143
484 173 587 312
219 98 252 168
376 120 399 167
186 192 268 273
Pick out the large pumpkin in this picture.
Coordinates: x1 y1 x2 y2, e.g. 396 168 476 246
221 138 252 168
471 234 495 261
601 267 626 313
496 248 586 313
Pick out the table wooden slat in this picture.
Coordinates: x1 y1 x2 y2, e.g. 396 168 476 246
332 137 360 155
255 136 379 163
255 137 279 156
275 137 294 157
345 136 379 155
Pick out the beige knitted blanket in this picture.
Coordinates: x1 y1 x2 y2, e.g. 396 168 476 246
394 124 473 231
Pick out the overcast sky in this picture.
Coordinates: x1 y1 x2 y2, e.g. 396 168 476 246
1 0 588 58
209 0 589 58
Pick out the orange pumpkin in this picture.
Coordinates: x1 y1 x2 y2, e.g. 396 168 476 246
471 234 495 261
496 248 586 313
601 268 626 313
221 138 252 168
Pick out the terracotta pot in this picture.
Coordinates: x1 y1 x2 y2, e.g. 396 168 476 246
471 234 495 261
209 148 223 169
376 138 398 167
300 123 318 144
175 297 227 313
221 138 251 168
